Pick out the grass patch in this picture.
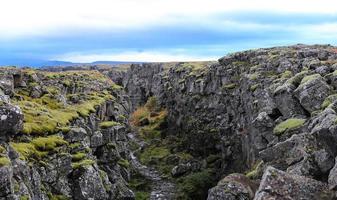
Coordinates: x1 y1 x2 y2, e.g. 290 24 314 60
273 118 306 135
71 159 95 169
0 157 10 167
71 152 86 162
117 158 130 168
176 169 216 200
11 135 68 160
321 94 337 109
300 74 321 85
99 121 121 128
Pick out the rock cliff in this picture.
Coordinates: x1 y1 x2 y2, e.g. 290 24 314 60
3 44 337 199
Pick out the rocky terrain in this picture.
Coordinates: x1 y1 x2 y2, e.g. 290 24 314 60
3 44 337 199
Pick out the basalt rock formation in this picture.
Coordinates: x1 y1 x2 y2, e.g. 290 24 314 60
112 44 337 199
3 44 337 200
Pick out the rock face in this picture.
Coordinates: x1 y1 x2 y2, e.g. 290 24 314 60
112 44 337 199
4 45 337 199
0 69 134 200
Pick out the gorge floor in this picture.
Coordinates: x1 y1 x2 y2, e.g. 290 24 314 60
128 132 176 200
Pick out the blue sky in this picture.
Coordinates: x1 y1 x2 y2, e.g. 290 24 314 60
1 0 337 65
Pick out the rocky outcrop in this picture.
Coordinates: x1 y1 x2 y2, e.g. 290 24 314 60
112 44 337 199
254 166 333 200
0 69 134 200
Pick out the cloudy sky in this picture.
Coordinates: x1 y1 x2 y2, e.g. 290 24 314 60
2 0 337 65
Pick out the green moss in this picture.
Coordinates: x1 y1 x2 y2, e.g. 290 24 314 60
140 146 170 165
285 70 309 86
71 159 95 169
129 172 151 200
0 157 10 167
99 121 121 128
71 152 86 162
135 192 150 200
250 84 260 92
11 135 67 160
281 70 293 79
246 160 264 179
321 94 337 109
222 83 237 90
273 118 306 135
0 145 5 154
111 83 123 90
31 135 68 151
248 73 259 80
47 193 69 200
117 158 130 168
300 74 321 85
177 169 216 200
20 195 30 200
145 96 159 112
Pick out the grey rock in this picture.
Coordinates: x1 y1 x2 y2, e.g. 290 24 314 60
207 173 258 200
254 166 333 200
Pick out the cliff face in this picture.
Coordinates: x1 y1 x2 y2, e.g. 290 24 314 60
117 44 337 199
3 44 337 200
0 69 134 199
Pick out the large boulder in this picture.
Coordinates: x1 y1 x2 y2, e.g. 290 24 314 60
0 98 23 139
294 74 331 113
207 173 258 200
254 166 333 200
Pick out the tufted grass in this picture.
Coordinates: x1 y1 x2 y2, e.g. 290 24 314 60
273 118 306 135
99 121 121 128
71 159 95 169
300 74 321 85
71 152 86 162
11 135 68 160
0 157 10 167
117 158 130 168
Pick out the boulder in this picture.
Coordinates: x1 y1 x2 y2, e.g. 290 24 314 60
294 74 331 113
254 166 333 200
207 173 258 200
64 127 87 143
0 101 23 139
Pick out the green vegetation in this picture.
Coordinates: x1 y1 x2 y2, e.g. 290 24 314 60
321 94 337 109
0 157 10 167
300 74 321 85
11 135 68 160
176 169 216 200
19 195 29 200
248 72 259 80
0 145 5 154
246 160 264 179
281 70 293 79
129 172 151 200
12 69 116 135
250 84 260 92
286 70 310 86
99 121 121 128
71 159 95 169
71 152 86 162
273 118 306 135
117 158 130 168
222 83 237 90
140 146 170 166
47 192 69 200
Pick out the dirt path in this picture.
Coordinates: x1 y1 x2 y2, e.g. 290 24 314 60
128 133 176 200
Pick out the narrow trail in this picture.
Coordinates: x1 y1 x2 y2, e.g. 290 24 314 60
128 133 176 200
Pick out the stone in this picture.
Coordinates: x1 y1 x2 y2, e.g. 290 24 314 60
0 102 23 139
207 173 258 200
254 166 333 200
0 166 13 197
294 75 331 113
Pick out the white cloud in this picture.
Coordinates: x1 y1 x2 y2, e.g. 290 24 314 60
53 50 218 63
1 0 337 38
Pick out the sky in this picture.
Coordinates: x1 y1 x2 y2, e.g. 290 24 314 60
2 0 337 65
